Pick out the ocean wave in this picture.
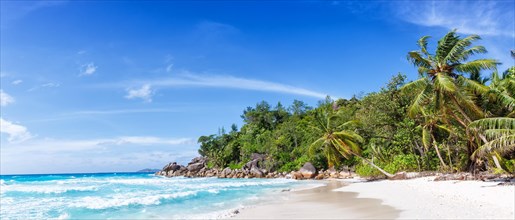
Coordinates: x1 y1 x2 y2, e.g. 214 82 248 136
1 174 303 219
57 212 70 220
71 191 198 209
0 184 98 194
175 205 244 219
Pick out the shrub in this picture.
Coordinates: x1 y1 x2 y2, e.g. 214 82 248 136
355 162 383 177
228 161 244 170
384 154 420 174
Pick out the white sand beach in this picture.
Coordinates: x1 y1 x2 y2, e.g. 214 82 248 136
234 177 514 219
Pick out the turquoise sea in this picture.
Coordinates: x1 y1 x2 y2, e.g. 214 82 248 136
0 172 315 219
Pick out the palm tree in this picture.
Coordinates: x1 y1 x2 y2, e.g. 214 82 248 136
308 109 394 178
404 30 498 123
403 30 499 170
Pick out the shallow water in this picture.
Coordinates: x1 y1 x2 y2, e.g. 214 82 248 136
0 172 314 219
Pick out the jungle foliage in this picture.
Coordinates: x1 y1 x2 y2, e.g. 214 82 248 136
197 30 515 176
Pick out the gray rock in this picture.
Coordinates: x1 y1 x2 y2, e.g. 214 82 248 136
250 166 264 178
299 162 317 179
187 162 204 172
220 167 232 178
291 171 303 180
244 159 259 170
162 162 181 172
188 157 207 166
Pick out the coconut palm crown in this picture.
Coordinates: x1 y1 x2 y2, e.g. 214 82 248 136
404 30 499 123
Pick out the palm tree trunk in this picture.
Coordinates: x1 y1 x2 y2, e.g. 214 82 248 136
412 141 422 172
446 144 453 169
476 134 503 170
352 153 394 178
430 132 448 168
491 155 503 171
433 142 448 169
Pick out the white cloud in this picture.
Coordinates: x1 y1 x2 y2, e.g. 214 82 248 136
138 73 329 99
100 136 194 146
28 82 60 92
125 84 153 102
196 21 239 36
166 64 174 73
80 62 98 76
42 82 60 88
0 118 32 143
106 73 329 99
1 136 196 174
392 1 514 37
77 50 87 55
11 80 22 85
71 108 179 115
1 1 67 29
1 136 194 153
0 90 15 106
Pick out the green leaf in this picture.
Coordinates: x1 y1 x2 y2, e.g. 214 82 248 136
455 59 499 73
434 73 457 93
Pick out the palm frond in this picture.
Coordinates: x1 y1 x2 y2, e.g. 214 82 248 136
408 86 431 118
331 139 350 159
418 66 431 76
436 30 459 62
473 134 515 158
454 89 485 118
402 78 428 92
341 138 362 156
308 137 325 156
422 127 431 150
434 73 457 93
484 129 515 140
417 35 431 56
458 76 489 94
337 120 359 129
444 34 480 63
407 51 432 69
334 130 364 143
455 59 499 73
435 124 453 134
469 117 515 131
457 45 487 61
487 89 515 110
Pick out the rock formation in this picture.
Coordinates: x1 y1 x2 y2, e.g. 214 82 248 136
156 155 359 180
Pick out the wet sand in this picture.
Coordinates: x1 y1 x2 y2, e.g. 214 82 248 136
233 181 399 219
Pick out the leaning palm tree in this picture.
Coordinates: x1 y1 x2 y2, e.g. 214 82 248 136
308 109 394 178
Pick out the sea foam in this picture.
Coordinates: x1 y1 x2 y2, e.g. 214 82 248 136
0 173 306 219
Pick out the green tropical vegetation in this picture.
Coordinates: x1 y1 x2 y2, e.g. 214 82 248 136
197 30 515 177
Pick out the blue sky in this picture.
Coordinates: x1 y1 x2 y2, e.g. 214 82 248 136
1 0 514 174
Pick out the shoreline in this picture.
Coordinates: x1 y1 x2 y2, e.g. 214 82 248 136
232 180 400 219
232 177 515 219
